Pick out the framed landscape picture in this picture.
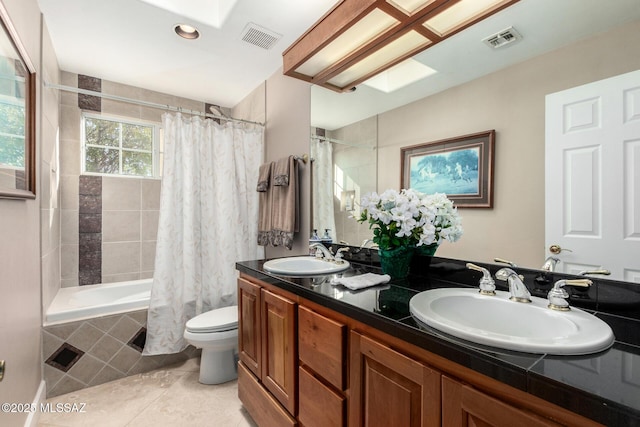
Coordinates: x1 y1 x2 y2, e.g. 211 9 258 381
400 130 495 208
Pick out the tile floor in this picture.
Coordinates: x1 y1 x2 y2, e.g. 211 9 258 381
38 358 257 427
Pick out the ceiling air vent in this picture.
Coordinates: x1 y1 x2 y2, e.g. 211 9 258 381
483 26 522 49
240 23 282 50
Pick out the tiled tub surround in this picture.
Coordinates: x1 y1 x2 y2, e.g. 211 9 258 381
43 308 198 398
59 71 204 287
237 252 640 426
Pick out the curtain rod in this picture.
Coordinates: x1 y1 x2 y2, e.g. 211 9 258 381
44 82 265 127
311 134 375 149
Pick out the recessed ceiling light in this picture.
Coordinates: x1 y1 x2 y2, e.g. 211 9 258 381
174 24 200 40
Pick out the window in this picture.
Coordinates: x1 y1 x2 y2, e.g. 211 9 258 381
82 113 160 178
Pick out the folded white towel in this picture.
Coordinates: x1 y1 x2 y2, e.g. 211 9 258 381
331 273 391 290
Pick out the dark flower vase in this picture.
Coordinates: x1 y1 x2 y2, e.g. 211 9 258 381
378 246 415 280
411 243 439 276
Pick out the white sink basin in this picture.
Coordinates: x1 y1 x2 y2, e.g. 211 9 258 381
263 256 350 276
409 288 614 355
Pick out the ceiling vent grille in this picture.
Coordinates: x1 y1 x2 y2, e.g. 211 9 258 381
241 23 282 50
483 26 522 49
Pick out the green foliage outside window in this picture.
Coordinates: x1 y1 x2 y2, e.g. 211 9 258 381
0 102 25 168
84 115 155 177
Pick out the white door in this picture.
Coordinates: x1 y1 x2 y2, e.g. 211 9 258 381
545 70 640 282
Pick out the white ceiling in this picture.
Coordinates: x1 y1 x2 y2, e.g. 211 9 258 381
37 0 336 107
38 0 640 129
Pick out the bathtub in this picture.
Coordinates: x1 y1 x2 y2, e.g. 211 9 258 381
45 278 152 326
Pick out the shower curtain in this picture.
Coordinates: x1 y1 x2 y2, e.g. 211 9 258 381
311 138 337 242
143 113 264 355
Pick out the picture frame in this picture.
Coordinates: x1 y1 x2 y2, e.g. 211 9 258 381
0 2 37 199
400 130 495 208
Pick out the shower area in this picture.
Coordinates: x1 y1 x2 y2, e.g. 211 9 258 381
42 71 264 397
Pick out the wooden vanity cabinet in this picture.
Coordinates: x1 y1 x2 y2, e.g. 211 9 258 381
349 331 441 427
238 273 604 427
441 376 562 427
237 276 297 425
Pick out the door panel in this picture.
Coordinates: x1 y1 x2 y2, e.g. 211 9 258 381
546 70 640 281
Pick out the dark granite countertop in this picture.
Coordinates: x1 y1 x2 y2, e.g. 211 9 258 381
237 254 640 427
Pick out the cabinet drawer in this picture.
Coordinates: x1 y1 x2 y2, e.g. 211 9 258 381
298 366 345 427
238 362 297 427
298 306 346 390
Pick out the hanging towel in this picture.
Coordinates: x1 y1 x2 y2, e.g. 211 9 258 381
330 273 391 290
270 155 298 249
257 162 273 246
256 162 271 192
273 156 290 186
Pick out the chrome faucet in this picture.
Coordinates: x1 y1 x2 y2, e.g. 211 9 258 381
360 239 378 249
541 256 561 272
309 242 333 261
547 279 592 311
334 247 350 264
466 263 496 296
495 268 531 303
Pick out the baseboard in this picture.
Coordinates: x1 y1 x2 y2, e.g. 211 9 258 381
24 380 46 427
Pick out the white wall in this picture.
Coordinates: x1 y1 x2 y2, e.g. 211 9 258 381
0 0 48 425
377 18 640 268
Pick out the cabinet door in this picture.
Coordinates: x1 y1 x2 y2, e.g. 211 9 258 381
238 278 261 378
349 332 441 427
441 376 561 427
262 288 297 414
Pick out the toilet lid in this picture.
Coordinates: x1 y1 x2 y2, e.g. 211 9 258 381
185 305 238 333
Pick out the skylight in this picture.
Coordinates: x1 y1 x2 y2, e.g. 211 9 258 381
362 59 437 93
138 0 238 28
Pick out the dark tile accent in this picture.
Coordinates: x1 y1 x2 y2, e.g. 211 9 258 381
79 175 102 285
79 269 102 286
79 194 102 214
78 74 101 112
79 233 102 253
45 343 85 372
315 128 326 137
79 175 102 196
79 213 102 233
128 328 147 353
80 250 102 270
14 169 25 190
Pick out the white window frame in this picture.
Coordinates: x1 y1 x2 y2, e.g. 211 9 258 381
81 112 161 179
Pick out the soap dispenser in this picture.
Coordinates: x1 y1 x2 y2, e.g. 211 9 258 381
321 229 333 244
309 229 321 255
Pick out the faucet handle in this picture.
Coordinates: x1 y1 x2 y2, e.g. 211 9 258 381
547 279 592 311
494 257 517 267
466 263 496 296
334 247 349 263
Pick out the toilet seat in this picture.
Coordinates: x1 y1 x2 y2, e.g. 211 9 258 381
186 305 238 333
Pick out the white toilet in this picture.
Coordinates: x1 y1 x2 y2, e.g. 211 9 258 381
184 305 239 385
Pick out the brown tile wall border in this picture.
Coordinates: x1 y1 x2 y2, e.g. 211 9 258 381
78 74 101 112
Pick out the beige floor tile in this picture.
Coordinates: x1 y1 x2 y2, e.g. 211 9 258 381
38 369 184 427
38 359 255 427
127 372 255 427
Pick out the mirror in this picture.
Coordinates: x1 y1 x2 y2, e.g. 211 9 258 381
310 0 640 282
310 118 377 247
0 3 36 199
